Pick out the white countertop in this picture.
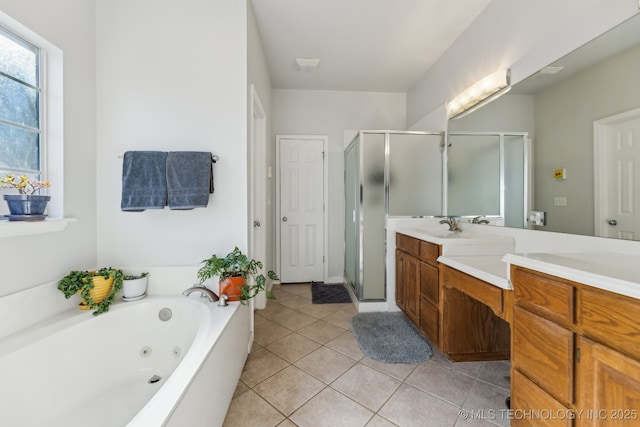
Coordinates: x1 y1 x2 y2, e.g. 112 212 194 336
397 226 515 256
438 255 511 289
503 252 640 300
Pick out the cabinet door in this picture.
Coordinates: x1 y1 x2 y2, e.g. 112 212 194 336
512 370 572 427
576 336 640 427
420 261 439 305
395 250 405 310
512 306 574 406
403 253 420 325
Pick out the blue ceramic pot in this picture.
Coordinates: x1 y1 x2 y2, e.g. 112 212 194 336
3 194 51 215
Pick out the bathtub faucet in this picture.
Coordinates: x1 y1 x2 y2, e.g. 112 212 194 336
183 284 219 302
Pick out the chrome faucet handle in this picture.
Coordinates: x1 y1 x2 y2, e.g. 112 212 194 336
218 294 229 307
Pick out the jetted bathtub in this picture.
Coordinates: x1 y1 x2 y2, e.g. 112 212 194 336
0 296 250 426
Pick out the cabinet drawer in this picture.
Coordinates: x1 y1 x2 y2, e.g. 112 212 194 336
419 241 439 265
512 370 572 427
512 306 574 406
512 266 574 325
396 233 420 258
577 287 640 361
420 296 438 344
420 261 439 305
441 265 502 314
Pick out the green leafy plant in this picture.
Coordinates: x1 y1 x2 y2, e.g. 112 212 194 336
197 246 278 304
58 268 124 315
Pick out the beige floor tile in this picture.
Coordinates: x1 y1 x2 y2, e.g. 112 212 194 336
266 332 321 363
271 309 318 331
253 316 293 347
240 347 290 387
297 319 346 344
297 302 347 319
456 414 505 427
277 294 314 310
290 387 374 427
324 308 357 329
360 357 420 381
257 301 297 321
332 363 402 411
325 330 365 361
223 389 285 427
232 380 250 399
378 384 461 426
254 365 325 416
476 361 511 390
462 380 511 427
405 361 475 407
278 283 312 297
295 346 357 384
366 415 399 426
277 420 298 427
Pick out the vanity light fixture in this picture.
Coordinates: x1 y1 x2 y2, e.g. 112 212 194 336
296 57 320 72
447 69 511 120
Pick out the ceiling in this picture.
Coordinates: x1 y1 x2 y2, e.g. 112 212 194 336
250 0 493 92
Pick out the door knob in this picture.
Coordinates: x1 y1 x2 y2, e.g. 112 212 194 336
282 217 288 222
253 220 261 227
607 219 617 226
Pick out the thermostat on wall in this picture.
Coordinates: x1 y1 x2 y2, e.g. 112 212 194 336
554 168 567 180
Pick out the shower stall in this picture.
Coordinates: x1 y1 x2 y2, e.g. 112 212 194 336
344 131 443 302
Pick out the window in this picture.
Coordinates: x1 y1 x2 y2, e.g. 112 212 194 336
0 25 42 181
0 10 63 225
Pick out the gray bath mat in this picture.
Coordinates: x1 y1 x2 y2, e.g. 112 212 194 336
311 282 352 304
350 312 432 363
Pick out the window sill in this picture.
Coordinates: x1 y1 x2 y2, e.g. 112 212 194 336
0 217 76 239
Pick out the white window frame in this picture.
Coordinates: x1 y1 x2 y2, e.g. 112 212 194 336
0 10 66 235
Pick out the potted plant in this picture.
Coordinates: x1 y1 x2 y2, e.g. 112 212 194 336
1 174 51 220
197 246 278 304
58 268 124 315
122 272 149 300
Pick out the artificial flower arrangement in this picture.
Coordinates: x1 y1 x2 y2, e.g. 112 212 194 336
1 174 51 195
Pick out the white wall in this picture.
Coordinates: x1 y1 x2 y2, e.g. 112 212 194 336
272 90 406 279
248 2 275 273
95 0 249 271
0 0 97 296
407 0 638 130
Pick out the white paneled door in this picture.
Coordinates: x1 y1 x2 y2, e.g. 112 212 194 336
595 109 640 240
279 137 325 283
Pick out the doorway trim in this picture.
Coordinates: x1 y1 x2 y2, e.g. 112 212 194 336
275 135 329 283
249 84 268 310
593 107 640 237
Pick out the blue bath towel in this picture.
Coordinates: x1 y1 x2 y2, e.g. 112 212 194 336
166 151 213 209
121 151 168 211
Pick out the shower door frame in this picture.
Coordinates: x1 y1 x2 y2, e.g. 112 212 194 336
446 131 530 227
344 130 444 302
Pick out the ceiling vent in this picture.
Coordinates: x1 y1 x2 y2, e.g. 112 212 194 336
296 58 320 72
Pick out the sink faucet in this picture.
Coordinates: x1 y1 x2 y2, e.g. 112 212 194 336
183 284 219 302
439 216 462 232
471 216 490 224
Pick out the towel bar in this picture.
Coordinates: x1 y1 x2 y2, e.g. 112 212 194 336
118 153 219 163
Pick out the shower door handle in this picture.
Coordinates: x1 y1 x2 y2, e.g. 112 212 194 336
282 217 288 222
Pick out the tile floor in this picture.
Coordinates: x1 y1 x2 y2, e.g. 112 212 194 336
223 283 511 427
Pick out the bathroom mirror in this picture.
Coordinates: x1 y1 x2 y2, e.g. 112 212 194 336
447 12 640 240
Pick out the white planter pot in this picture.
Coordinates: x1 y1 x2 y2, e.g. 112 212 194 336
122 276 148 300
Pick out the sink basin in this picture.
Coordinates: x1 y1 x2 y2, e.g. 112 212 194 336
404 227 515 256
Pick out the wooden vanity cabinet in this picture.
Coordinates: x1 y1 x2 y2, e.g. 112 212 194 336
511 265 640 427
395 233 441 345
